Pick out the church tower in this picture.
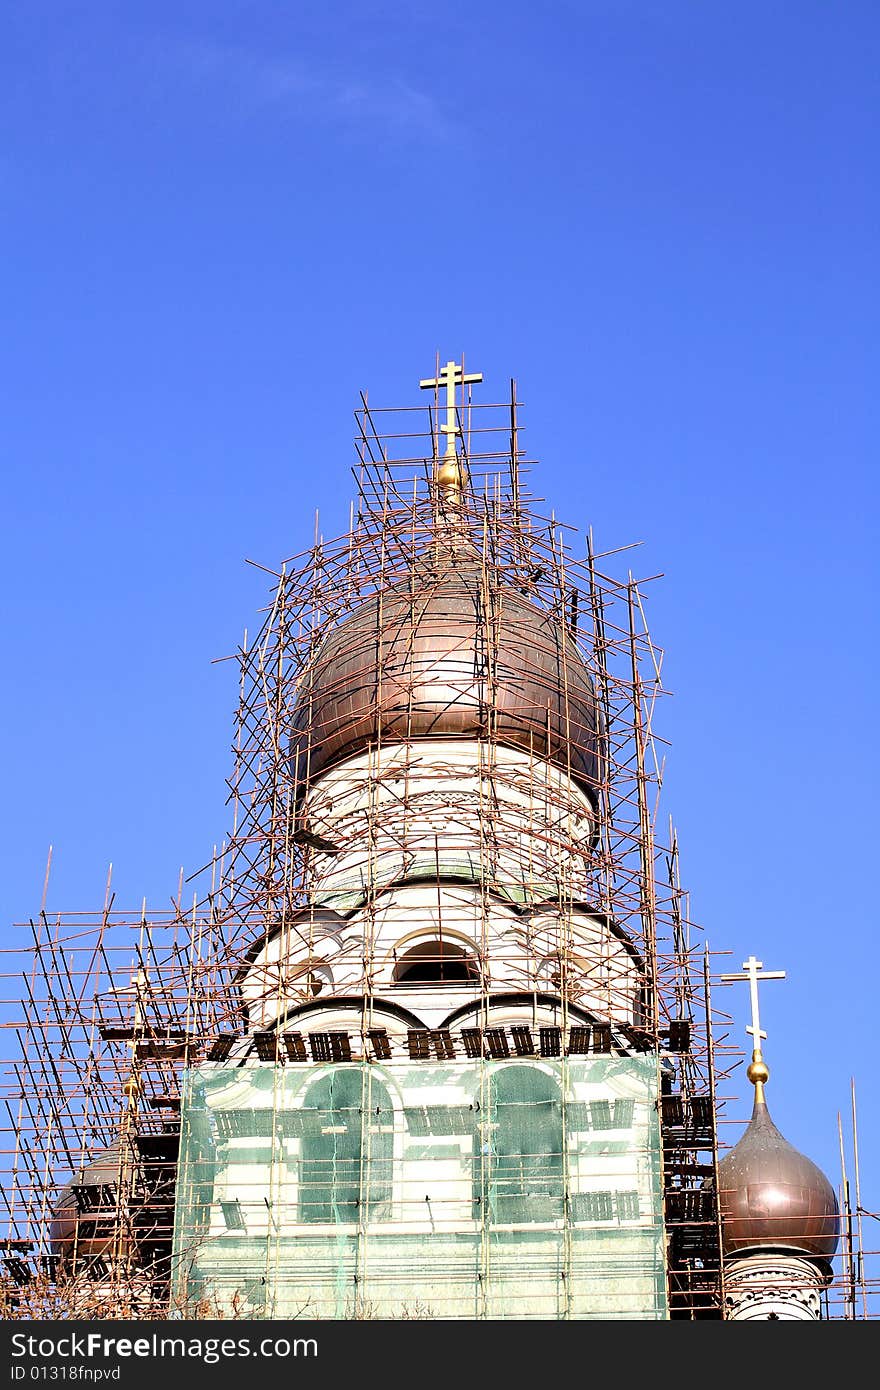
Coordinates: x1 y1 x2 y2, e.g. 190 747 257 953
17 360 863 1322
167 359 717 1318
718 959 839 1319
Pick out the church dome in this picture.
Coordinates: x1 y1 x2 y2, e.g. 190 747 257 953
718 1095 839 1260
50 1143 123 1265
290 557 603 798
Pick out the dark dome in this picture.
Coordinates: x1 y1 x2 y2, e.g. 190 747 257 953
290 559 602 797
50 1143 123 1262
718 1097 839 1260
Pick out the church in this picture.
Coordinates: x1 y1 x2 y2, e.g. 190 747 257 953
1 360 844 1321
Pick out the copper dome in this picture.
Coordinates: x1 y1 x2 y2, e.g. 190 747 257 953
290 558 603 797
50 1143 124 1264
718 1096 839 1259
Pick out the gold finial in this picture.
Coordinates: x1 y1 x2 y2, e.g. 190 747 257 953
122 1072 141 1110
121 965 147 1112
746 1049 770 1104
420 357 482 502
720 954 786 1108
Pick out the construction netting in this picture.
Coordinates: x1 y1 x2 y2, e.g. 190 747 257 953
172 1056 667 1319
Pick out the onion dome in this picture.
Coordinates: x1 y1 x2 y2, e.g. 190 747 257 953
290 556 603 799
718 1062 839 1260
50 1143 123 1265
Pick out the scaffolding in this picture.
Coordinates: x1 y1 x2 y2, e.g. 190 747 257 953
0 376 873 1319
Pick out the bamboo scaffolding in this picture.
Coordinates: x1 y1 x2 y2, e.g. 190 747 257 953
0 381 870 1322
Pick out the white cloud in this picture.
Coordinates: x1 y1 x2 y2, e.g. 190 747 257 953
169 40 452 141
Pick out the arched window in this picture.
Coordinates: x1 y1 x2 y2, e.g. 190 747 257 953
474 1065 564 1223
298 1069 393 1223
393 939 480 986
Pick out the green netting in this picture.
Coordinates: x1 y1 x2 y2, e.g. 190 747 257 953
172 1057 667 1319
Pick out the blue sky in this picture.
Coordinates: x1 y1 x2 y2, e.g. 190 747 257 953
2 2 877 1280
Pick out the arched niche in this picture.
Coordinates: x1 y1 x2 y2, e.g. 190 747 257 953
298 1068 393 1224
474 1064 564 1224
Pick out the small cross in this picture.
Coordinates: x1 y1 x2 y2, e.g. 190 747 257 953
420 358 483 461
720 954 786 1050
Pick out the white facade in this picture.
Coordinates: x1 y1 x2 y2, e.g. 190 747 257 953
241 735 643 1035
301 741 596 905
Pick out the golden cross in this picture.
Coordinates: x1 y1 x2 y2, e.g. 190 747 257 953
420 358 483 464
720 954 786 1050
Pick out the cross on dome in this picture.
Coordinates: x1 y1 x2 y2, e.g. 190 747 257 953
720 954 786 1102
420 357 483 459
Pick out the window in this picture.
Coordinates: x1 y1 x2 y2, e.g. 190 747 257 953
474 1065 564 1223
392 939 480 986
298 1070 393 1223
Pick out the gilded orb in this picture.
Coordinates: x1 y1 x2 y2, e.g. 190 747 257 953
747 1055 770 1086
